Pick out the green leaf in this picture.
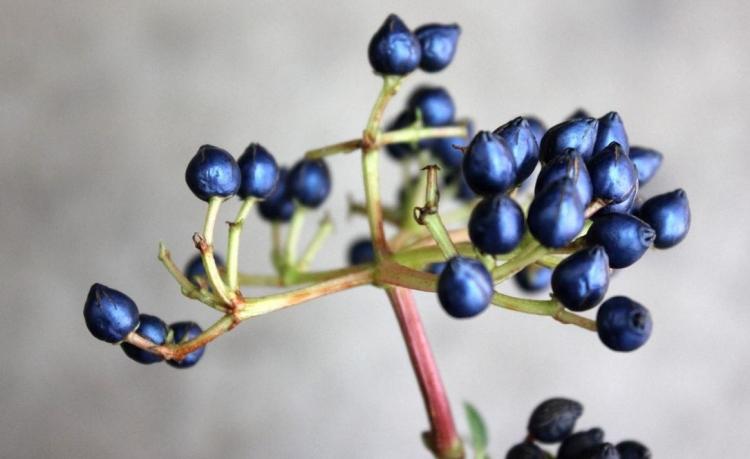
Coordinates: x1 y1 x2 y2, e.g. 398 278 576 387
464 402 488 458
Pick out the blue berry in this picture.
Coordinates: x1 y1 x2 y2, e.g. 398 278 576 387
528 397 583 444
535 149 593 206
385 110 417 160
348 238 375 265
595 180 638 216
185 145 241 201
431 121 473 170
552 246 610 312
288 158 331 208
597 296 652 352
426 262 446 275
524 116 546 145
408 86 455 127
583 443 620 459
237 143 279 199
468 194 525 254
184 253 225 287
638 189 690 248
616 440 651 459
462 131 517 196
506 442 547 459
437 256 494 318
121 314 168 364
587 213 655 268
588 142 638 203
558 428 605 459
629 147 663 185
493 117 540 185
528 178 585 248
539 117 599 163
414 23 461 72
167 321 206 368
450 168 478 202
84 283 140 343
515 265 552 292
258 167 295 222
368 14 421 75
593 111 629 156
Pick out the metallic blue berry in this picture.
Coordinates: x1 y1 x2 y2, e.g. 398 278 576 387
528 397 583 444
597 296 652 352
540 117 599 163
414 23 461 72
258 167 295 222
528 178 585 248
431 121 472 170
237 143 279 199
595 180 638 216
468 194 525 254
629 147 663 185
167 321 206 368
524 116 546 145
84 283 140 343
121 314 167 364
552 246 610 312
506 442 547 459
408 86 455 127
385 110 417 160
515 265 552 292
535 149 593 206
588 142 638 203
638 189 690 248
616 440 651 459
587 213 655 268
289 158 331 208
493 117 540 184
437 256 493 318
594 111 629 156
558 428 605 459
185 145 241 201
462 131 517 196
583 443 620 459
368 14 421 75
348 238 374 265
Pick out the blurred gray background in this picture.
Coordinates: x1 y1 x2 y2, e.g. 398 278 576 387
1 0 748 457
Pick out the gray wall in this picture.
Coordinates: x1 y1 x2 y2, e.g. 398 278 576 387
1 1 747 457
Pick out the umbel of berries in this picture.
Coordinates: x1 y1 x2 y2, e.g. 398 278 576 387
84 283 139 343
185 144 241 201
368 14 421 75
437 256 493 318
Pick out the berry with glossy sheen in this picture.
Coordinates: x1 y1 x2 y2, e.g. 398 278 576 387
587 213 655 268
597 296 652 352
528 178 585 248
629 147 663 185
493 117 540 184
595 180 638 216
368 14 421 75
552 246 610 312
506 442 547 459
437 256 494 318
528 397 584 443
540 117 599 163
535 149 593 206
385 110 416 160
616 440 651 459
558 428 606 459
288 158 331 208
588 142 638 203
468 194 525 254
414 23 461 72
583 443 620 459
515 265 552 292
237 143 279 199
258 167 295 222
121 314 168 364
84 283 140 343
348 238 374 265
184 253 225 286
185 145 241 201
524 116 546 145
431 120 473 170
462 131 517 196
167 321 206 368
408 86 455 127
638 189 690 248
594 111 629 156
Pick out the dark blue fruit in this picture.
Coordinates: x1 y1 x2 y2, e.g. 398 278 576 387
431 121 473 169
515 265 552 292
414 23 461 72
468 194 525 254
587 213 655 268
408 86 455 127
84 283 140 343
506 442 547 459
558 428 606 459
368 14 421 75
588 142 638 203
528 178 585 248
594 111 629 156
493 117 540 184
437 256 494 318
552 246 610 312
540 118 599 163
535 149 593 206
524 116 546 145
348 238 375 265
462 131 517 196
528 397 583 443
638 189 690 248
452 168 478 202
616 440 651 459
385 110 417 160
288 159 331 208
597 296 652 352
185 145 241 201
583 443 620 459
184 253 225 286
426 262 446 275
629 147 663 185
258 167 295 222
167 321 206 368
595 180 638 216
121 314 168 364
237 143 279 199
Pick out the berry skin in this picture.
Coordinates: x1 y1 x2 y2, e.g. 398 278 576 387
368 14 421 75
616 440 651 459
551 246 610 312
258 167 295 222
528 178 585 248
582 443 621 459
237 143 280 199
84 283 140 343
493 117 540 185
558 428 606 459
288 159 331 208
184 253 225 286
595 180 638 216
535 149 593 206
588 142 638 203
462 131 517 196
468 194 525 254
506 442 547 459
167 321 206 369
597 296 652 352
437 256 494 319
638 189 690 248
385 110 417 160
539 117 599 163
587 213 655 268
408 86 455 127
348 238 374 265
628 147 663 185
414 23 461 72
527 397 583 444
121 314 168 364
431 121 473 170
524 116 547 145
593 111 629 156
185 145 241 201
515 265 552 292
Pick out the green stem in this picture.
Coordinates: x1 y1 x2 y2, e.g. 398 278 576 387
284 206 306 267
157 242 224 312
296 213 334 271
380 124 468 146
226 198 256 292
197 197 231 305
